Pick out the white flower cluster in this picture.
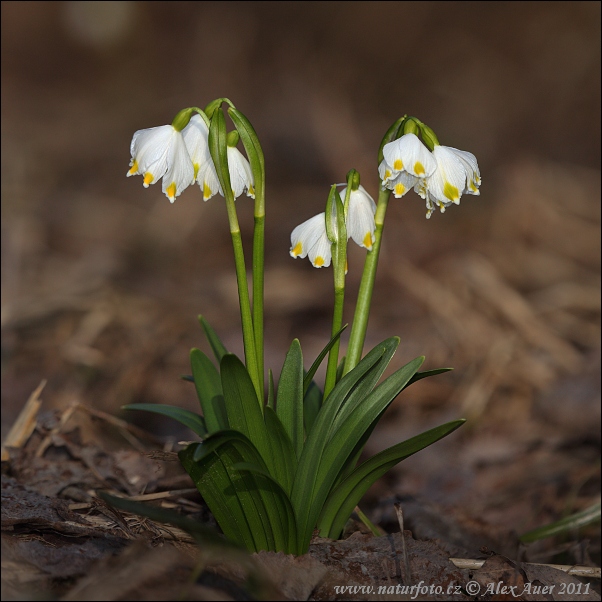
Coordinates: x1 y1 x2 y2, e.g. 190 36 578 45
379 133 481 218
290 185 376 268
127 115 254 203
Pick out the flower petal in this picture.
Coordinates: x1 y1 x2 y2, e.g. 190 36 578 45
290 213 327 259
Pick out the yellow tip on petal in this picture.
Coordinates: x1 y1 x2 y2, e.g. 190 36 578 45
443 182 460 202
166 182 177 200
143 173 154 187
363 232 373 250
127 160 139 176
393 159 403 171
292 242 303 257
394 183 406 197
193 163 200 180
203 182 212 200
414 162 425 175
384 169 392 180
248 184 255 198
314 256 325 267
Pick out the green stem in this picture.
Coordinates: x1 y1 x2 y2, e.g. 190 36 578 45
324 186 348 399
324 278 345 399
344 187 391 374
253 208 265 400
224 196 262 404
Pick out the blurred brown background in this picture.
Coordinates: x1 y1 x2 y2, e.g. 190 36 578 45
1 1 600 556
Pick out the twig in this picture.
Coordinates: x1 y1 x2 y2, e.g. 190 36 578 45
394 503 412 586
449 558 601 579
1 380 46 461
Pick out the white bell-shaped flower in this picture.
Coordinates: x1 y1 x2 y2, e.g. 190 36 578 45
381 133 437 182
182 115 212 182
190 137 255 202
127 124 194 203
227 146 255 199
290 213 332 268
340 185 377 250
414 145 481 218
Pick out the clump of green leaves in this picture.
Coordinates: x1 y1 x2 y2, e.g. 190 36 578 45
125 316 463 555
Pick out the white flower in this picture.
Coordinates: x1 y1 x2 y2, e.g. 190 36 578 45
182 115 212 182
186 125 254 202
290 213 332 268
227 146 255 199
415 145 481 218
127 124 194 203
340 185 377 250
379 133 437 199
290 185 377 268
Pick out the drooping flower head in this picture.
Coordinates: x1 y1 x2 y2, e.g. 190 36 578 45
290 176 376 269
379 117 481 218
193 129 255 202
127 107 256 204
127 108 198 203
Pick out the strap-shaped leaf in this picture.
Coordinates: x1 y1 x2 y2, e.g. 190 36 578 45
318 419 466 538
291 338 397 552
122 403 206 438
264 407 297 495
220 354 294 492
181 440 267 551
404 368 453 387
303 380 322 437
328 341 401 442
276 340 304 458
303 325 347 396
317 356 425 498
198 315 228 363
267 369 275 410
299 350 423 552
336 366 455 483
190 348 228 433
181 433 296 553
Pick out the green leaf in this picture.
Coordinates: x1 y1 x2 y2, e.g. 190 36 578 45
404 368 453 388
190 348 228 433
181 433 297 553
336 355 346 384
221 354 266 443
336 366 454 483
122 403 207 438
303 325 347 396
198 315 228 364
267 369 275 410
291 338 397 553
276 340 304 458
220 355 294 492
520 502 601 543
318 420 465 538
303 380 322 437
181 440 267 551
306 355 424 549
264 407 297 494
